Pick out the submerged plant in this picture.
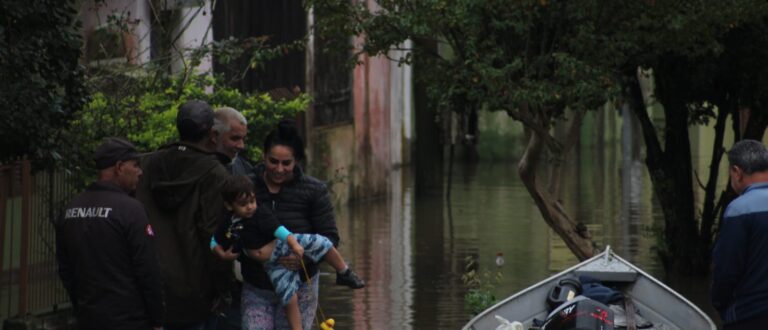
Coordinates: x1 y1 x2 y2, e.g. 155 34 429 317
461 256 503 316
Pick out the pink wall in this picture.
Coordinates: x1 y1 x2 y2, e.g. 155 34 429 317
352 51 392 198
308 0 411 202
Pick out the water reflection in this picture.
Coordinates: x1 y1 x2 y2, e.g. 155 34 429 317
317 146 716 329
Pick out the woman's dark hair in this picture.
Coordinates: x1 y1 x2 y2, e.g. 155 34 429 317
263 119 305 162
221 175 255 204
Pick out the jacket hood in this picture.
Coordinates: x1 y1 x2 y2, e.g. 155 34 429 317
144 142 228 211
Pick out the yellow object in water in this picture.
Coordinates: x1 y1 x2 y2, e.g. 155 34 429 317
320 318 335 330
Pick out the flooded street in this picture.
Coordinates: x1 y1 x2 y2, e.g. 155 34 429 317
315 137 719 329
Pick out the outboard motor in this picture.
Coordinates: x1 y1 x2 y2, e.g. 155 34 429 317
546 277 582 312
542 296 614 330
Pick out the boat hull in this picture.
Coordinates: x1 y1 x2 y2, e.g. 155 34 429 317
463 248 715 330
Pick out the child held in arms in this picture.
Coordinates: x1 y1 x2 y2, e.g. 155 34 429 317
211 175 365 330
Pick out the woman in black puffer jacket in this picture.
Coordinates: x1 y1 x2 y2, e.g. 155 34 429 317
239 119 340 329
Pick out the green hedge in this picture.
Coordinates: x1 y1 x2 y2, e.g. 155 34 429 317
62 72 309 181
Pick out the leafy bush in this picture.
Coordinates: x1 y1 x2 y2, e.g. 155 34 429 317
62 72 309 180
461 256 503 316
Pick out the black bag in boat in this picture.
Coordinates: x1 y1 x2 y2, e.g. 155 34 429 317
547 277 582 312
542 296 614 330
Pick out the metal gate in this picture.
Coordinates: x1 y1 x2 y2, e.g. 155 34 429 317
212 0 307 93
211 0 353 127
0 160 75 324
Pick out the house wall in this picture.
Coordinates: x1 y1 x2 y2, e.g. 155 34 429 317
307 46 412 204
308 125 356 205
172 0 213 74
80 0 152 65
305 0 413 204
351 53 391 199
80 0 212 73
390 40 413 167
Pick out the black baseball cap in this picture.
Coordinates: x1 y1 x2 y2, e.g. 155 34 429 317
93 137 142 169
177 100 214 141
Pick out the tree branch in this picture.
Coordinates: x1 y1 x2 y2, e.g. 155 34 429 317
549 109 585 197
506 106 563 154
700 107 728 244
518 127 595 260
627 70 663 164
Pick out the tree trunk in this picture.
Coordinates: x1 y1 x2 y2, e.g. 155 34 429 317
628 70 707 274
742 106 768 141
658 94 705 272
413 40 444 196
517 121 595 261
699 107 728 251
548 111 585 197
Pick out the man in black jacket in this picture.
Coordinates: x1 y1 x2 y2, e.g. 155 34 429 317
55 137 163 330
136 100 232 329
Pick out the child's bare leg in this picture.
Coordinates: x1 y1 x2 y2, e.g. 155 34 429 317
285 294 302 330
323 247 349 273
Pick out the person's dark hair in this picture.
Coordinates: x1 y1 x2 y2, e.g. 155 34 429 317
728 139 768 174
263 119 305 162
221 175 255 204
177 100 215 142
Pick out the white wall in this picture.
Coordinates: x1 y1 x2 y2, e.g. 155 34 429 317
80 0 152 65
388 39 413 167
80 0 212 74
172 0 214 75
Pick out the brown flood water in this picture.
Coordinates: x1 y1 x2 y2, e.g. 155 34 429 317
315 142 719 329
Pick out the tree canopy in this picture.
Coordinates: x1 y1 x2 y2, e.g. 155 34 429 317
0 0 88 163
310 0 768 272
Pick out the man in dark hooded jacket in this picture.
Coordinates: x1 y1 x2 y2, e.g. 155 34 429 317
136 100 231 329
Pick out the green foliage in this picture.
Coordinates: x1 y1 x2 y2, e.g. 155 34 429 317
54 0 311 179
312 0 625 119
311 0 768 126
461 256 503 316
0 0 88 163
62 73 309 178
312 0 768 271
